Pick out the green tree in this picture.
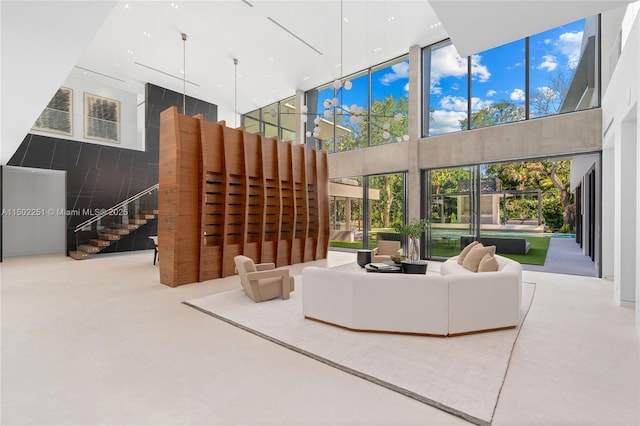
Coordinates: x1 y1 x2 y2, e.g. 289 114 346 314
530 68 570 117
459 100 525 130
487 160 574 230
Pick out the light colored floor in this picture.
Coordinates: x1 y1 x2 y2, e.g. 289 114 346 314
1 250 638 426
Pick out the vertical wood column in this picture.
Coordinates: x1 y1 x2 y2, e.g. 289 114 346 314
158 106 202 286
316 150 329 258
261 137 281 265
198 119 225 281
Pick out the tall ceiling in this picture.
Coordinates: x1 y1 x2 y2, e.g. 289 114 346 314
74 0 447 114
1 0 634 164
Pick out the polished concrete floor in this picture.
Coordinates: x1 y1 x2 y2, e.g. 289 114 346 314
1 250 638 426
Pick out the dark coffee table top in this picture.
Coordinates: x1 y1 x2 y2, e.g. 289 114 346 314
364 262 402 273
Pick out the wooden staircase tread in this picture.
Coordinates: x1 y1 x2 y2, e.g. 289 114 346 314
78 244 101 253
89 239 111 247
69 251 90 260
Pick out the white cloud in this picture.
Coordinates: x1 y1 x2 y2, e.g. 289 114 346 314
430 82 442 95
470 54 491 82
537 54 558 71
510 88 525 102
544 38 553 45
403 82 409 93
429 110 467 135
486 89 497 97
557 31 583 69
430 44 467 83
440 96 468 111
379 61 410 85
470 97 493 112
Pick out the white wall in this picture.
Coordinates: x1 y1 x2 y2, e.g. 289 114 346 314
2 166 66 256
29 74 141 151
0 1 117 164
601 4 640 323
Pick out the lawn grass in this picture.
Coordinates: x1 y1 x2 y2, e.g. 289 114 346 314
332 235 551 266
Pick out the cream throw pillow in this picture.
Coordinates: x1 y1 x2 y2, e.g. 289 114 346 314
462 245 497 272
477 253 499 272
457 240 480 265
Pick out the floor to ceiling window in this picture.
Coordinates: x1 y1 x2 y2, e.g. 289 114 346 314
422 15 599 136
328 173 406 251
423 155 597 277
469 39 526 129
529 18 597 118
306 55 409 152
423 40 469 136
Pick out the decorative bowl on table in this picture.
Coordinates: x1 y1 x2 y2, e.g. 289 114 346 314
390 255 407 264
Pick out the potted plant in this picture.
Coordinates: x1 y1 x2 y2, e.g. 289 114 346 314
392 218 430 262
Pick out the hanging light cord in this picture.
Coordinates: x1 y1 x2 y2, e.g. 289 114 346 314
234 58 238 127
182 33 187 115
340 0 343 79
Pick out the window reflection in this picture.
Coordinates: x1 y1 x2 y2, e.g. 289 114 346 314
425 41 468 136
469 39 525 129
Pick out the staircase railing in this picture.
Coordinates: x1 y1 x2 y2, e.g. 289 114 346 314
74 184 159 233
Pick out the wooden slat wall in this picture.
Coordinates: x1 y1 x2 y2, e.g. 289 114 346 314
159 107 328 286
158 106 202 286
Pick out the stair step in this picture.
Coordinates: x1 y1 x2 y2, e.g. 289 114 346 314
69 250 90 260
79 244 101 254
99 234 121 241
133 214 156 220
112 223 139 230
129 219 148 225
106 228 130 235
142 209 159 215
90 239 111 247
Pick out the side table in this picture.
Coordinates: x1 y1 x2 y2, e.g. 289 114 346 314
401 260 428 274
356 249 372 268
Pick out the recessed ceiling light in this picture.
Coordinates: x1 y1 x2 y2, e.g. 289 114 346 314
124 3 130 9
387 16 395 23
179 69 184 74
216 83 223 88
127 49 134 55
302 76 310 81
268 57 275 62
343 17 349 23
170 2 179 9
143 31 152 38
373 47 382 53
334 63 341 69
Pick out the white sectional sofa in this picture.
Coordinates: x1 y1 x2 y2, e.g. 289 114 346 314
301 254 522 337
440 254 522 335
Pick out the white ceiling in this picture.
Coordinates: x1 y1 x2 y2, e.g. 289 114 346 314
1 0 634 164
74 0 447 114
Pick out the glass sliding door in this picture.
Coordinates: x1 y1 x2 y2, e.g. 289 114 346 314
367 173 406 251
328 177 364 249
427 166 477 259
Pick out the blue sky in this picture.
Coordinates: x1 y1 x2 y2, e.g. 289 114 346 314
315 60 410 120
430 18 586 135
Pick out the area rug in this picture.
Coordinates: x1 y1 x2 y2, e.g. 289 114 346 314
184 275 535 426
